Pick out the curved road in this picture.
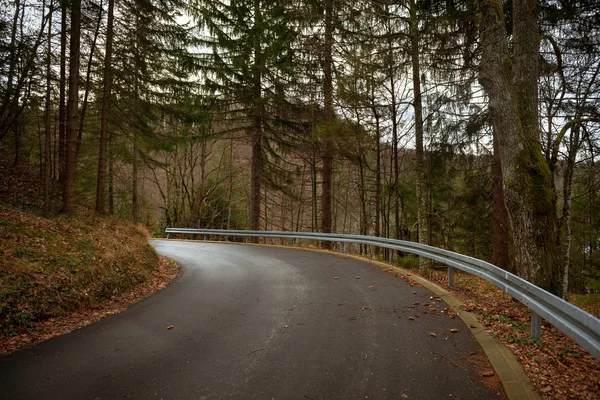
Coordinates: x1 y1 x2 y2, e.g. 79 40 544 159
0 241 503 399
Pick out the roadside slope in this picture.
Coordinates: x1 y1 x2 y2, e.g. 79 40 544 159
0 206 177 352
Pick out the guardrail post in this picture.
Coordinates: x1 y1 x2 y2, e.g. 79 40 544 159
292 238 297 247
531 311 542 340
340 242 345 253
166 233 169 239
389 250 394 264
448 266 454 287
202 235 206 241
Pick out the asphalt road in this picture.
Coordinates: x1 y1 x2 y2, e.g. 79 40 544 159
0 241 504 399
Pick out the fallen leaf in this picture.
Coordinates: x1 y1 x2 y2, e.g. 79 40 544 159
429 332 437 337
408 317 415 321
333 276 339 280
413 302 420 305
481 371 495 377
368 285 375 289
450 328 458 333
167 325 174 330
355 276 361 279
470 324 477 329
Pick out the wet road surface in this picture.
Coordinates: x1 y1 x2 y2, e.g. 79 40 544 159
0 241 504 399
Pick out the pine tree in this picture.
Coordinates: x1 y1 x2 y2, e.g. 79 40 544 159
108 0 198 221
190 0 300 232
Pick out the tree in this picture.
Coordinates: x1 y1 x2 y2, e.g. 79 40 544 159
478 0 559 290
191 0 299 233
107 0 196 221
320 0 334 245
63 0 82 212
95 0 114 213
408 0 429 272
43 0 54 214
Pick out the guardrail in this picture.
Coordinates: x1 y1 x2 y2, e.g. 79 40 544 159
164 228 600 361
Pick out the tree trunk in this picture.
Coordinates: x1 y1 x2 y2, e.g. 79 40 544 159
359 157 367 253
374 109 381 256
1 0 49 140
388 43 400 242
108 128 114 214
321 0 333 247
95 0 114 213
410 0 428 272
249 0 263 237
478 0 558 291
560 125 579 298
44 0 53 214
63 0 81 213
0 0 21 142
492 125 511 271
77 0 104 159
311 154 318 231
58 2 67 183
226 137 234 229
132 133 139 224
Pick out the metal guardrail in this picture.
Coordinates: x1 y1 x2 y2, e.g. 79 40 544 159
164 228 600 361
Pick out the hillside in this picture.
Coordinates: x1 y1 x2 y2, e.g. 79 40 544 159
0 159 178 354
0 206 179 352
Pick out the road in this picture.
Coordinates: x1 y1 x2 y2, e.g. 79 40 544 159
0 241 504 399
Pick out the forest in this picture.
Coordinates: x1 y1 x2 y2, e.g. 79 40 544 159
1 0 599 298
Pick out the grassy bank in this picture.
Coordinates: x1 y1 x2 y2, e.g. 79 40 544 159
0 206 160 338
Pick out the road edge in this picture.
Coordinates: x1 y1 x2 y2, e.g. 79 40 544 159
363 257 541 400
153 238 540 400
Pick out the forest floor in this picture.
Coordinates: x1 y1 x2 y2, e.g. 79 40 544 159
425 268 600 400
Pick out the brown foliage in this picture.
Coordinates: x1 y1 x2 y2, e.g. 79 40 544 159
0 205 178 353
429 271 600 400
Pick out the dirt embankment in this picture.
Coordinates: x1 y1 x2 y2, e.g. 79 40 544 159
0 206 178 354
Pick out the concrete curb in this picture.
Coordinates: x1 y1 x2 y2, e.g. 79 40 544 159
152 239 540 400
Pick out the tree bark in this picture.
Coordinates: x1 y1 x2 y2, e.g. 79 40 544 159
96 0 114 213
478 0 558 290
492 125 511 271
44 0 53 214
1 0 49 140
63 0 82 213
388 40 400 242
58 2 67 183
410 0 428 273
374 108 381 256
321 0 334 248
560 125 579 298
132 133 139 223
108 128 114 214
249 0 263 237
0 0 21 142
77 0 104 159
